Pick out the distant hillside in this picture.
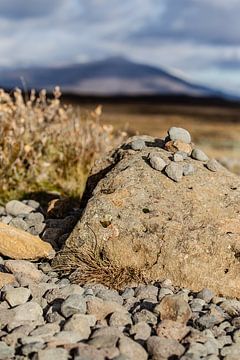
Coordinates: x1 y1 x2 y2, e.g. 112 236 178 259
0 57 229 98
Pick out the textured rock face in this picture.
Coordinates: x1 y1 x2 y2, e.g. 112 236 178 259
54 134 240 298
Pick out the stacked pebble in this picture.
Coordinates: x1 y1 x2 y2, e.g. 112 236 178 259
130 126 221 182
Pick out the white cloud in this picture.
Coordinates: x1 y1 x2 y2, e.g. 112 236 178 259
0 0 239 92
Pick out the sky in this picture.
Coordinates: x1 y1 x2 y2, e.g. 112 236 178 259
0 0 240 94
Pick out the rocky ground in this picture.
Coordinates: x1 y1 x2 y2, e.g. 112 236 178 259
0 199 239 359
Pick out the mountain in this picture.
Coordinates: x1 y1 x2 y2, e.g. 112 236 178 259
0 57 228 98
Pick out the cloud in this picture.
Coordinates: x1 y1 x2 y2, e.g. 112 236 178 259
0 0 64 19
0 0 239 93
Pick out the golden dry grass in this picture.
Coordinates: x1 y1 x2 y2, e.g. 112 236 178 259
0 88 126 203
53 240 148 290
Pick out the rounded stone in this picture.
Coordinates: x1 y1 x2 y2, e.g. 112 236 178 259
191 148 209 161
5 200 33 217
168 127 191 144
149 153 166 171
130 139 146 151
206 159 221 172
183 163 195 176
165 162 183 182
173 153 184 162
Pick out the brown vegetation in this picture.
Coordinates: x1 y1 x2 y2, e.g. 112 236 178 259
0 88 125 203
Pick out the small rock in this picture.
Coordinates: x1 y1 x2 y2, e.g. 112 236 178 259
133 309 158 325
135 284 158 300
118 336 148 360
91 326 124 339
185 342 208 357
5 260 44 282
3 287 31 307
173 152 184 162
204 338 219 355
192 148 209 161
130 321 151 340
197 288 215 303
154 294 192 324
9 218 28 231
74 343 119 360
158 287 173 300
147 336 185 359
51 330 84 344
0 341 15 359
63 313 94 338
96 288 123 304
61 294 87 318
0 223 54 260
190 298 205 312
5 200 33 216
165 140 192 155
168 127 191 144
0 273 17 288
121 287 134 299
109 311 132 327
11 301 43 327
156 319 190 341
27 200 40 210
88 334 119 348
165 162 183 182
221 344 240 357
206 159 221 172
86 297 127 321
33 348 69 360
30 323 60 341
149 153 166 171
45 284 84 303
183 163 195 176
130 139 146 151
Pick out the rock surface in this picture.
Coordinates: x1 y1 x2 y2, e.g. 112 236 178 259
54 132 240 298
0 223 54 260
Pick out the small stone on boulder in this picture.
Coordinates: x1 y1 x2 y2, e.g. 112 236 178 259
165 162 183 182
149 153 166 171
192 148 209 161
168 127 191 144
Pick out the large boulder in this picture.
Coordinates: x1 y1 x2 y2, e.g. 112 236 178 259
53 132 240 298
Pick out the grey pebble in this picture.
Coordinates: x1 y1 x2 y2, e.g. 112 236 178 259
9 218 28 231
3 287 31 307
168 127 191 144
130 139 146 151
61 294 86 318
173 152 184 162
197 288 215 303
121 287 135 300
206 159 221 172
183 163 195 176
5 200 33 217
165 162 183 182
149 153 166 171
191 148 209 161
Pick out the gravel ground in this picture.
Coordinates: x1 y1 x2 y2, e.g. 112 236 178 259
0 199 240 359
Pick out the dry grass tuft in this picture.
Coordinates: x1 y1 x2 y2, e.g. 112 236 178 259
53 241 148 290
0 87 126 202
